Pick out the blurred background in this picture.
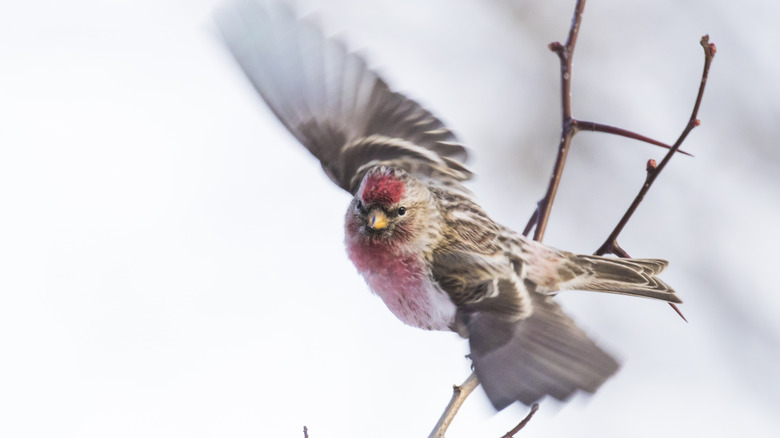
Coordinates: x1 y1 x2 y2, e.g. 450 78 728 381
1 0 779 436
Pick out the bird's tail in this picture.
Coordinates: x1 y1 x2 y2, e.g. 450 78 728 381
517 237 681 303
555 255 681 303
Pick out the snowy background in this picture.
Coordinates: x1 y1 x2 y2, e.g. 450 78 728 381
2 0 779 437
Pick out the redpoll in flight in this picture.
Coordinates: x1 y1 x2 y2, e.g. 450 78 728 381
216 0 681 409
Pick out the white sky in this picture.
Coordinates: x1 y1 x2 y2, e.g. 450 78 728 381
1 0 779 437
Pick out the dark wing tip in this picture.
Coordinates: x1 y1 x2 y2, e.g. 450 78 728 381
467 299 620 409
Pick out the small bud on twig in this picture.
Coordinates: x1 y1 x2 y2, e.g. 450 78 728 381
700 35 717 59
646 159 657 173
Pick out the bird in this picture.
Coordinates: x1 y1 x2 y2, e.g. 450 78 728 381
215 0 681 410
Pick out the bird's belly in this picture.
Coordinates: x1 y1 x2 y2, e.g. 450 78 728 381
348 246 456 331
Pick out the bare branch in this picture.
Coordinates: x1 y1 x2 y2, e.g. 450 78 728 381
574 120 693 157
500 403 540 438
596 36 714 258
428 372 480 438
522 204 540 237
591 36 714 322
691 36 717 120
532 0 587 243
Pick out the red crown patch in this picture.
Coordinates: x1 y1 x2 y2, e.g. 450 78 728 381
361 171 405 206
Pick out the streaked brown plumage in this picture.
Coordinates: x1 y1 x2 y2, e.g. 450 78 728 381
216 0 681 409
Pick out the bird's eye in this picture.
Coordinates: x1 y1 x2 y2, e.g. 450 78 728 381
398 206 406 216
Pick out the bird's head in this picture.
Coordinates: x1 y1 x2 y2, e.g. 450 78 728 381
345 167 438 250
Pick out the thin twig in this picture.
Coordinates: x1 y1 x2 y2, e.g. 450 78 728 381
521 207 539 237
574 120 693 157
303 425 309 438
532 0 587 243
501 404 540 438
427 372 480 438
595 121 697 256
595 36 714 321
595 36 714 257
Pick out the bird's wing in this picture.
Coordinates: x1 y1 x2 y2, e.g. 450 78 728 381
466 294 620 409
429 187 533 318
429 213 619 407
432 248 531 317
431 231 620 409
215 0 472 193
430 217 620 408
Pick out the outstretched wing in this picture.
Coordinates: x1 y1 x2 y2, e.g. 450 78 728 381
216 0 471 193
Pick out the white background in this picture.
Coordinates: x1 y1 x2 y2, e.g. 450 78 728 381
2 0 779 437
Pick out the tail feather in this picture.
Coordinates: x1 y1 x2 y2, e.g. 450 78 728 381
514 236 680 303
559 255 681 303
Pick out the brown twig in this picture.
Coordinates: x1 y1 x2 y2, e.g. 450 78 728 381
531 0 587 243
521 207 539 237
595 37 714 256
574 120 693 157
501 403 540 438
595 36 715 321
524 7 709 241
428 373 480 438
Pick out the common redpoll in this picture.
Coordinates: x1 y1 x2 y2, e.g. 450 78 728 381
216 0 681 409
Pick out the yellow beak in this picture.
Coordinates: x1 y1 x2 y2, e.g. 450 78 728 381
368 210 389 230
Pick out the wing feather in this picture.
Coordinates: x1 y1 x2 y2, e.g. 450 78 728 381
466 295 620 409
216 0 471 193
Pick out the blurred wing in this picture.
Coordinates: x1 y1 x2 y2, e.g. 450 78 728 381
215 0 471 193
467 295 620 409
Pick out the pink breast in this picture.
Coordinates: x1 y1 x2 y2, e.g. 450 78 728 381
346 239 455 330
